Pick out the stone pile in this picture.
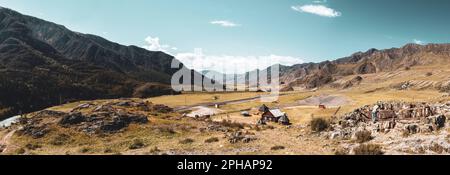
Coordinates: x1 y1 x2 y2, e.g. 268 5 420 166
328 101 450 154
226 131 257 144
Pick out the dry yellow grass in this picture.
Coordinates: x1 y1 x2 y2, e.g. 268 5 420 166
146 92 267 107
3 64 449 155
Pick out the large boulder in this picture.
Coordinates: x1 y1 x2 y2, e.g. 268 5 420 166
99 113 148 133
59 112 86 126
433 115 446 129
405 124 419 134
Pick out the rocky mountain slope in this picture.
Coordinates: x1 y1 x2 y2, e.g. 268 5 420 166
279 43 450 90
0 7 206 120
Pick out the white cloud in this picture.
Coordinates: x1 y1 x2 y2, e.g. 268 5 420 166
142 36 177 53
175 48 303 74
413 39 426 45
291 4 341 18
210 20 240 27
141 37 302 74
313 0 327 3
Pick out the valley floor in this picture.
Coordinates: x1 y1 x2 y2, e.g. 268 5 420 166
1 65 450 155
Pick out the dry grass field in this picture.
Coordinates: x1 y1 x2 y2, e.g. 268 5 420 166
1 65 449 155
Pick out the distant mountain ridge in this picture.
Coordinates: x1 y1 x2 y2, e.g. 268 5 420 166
202 43 450 91
0 7 205 119
278 43 450 90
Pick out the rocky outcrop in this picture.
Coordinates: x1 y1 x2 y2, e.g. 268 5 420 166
15 99 169 137
328 101 450 155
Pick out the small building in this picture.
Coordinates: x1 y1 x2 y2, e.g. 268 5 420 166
319 105 327 109
262 109 285 122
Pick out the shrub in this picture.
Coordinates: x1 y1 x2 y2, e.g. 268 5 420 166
148 147 161 154
79 147 91 153
129 139 146 150
355 130 373 143
205 137 220 143
15 148 26 155
215 120 247 130
430 143 445 154
401 129 410 138
104 148 113 153
426 72 433 77
25 143 41 150
179 138 194 144
154 125 176 135
334 148 349 155
353 144 384 155
310 118 329 132
271 146 285 151
50 134 71 146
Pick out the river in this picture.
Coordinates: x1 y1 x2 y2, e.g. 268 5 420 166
0 115 20 128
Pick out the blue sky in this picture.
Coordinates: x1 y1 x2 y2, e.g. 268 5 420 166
1 0 450 73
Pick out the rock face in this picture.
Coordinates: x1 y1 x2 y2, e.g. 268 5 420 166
328 101 450 155
16 99 166 137
279 43 450 90
0 7 209 119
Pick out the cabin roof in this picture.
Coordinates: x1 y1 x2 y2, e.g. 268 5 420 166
268 109 284 117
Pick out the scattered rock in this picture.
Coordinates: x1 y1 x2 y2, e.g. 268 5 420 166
59 112 86 126
226 131 257 144
129 139 146 150
405 124 419 135
19 125 50 139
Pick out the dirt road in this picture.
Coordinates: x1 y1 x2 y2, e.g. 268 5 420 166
174 93 289 111
0 130 16 153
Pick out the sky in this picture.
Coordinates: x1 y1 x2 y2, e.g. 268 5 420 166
1 0 450 73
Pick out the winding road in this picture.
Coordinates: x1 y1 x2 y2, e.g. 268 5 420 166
174 93 289 112
0 130 16 153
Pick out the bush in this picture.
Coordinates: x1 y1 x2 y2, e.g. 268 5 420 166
15 148 26 155
205 137 220 143
430 143 445 154
334 148 349 155
148 147 160 154
402 129 410 138
310 118 330 132
426 72 433 77
179 138 194 144
355 130 373 143
154 125 176 135
217 120 246 129
104 148 113 153
50 134 71 146
129 139 146 150
271 146 285 151
353 144 384 155
79 147 91 153
25 143 41 150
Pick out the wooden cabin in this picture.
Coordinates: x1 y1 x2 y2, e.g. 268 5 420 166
262 109 285 122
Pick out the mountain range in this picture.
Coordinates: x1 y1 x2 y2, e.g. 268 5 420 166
204 43 450 91
1 6 450 120
0 7 207 119
278 43 450 90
